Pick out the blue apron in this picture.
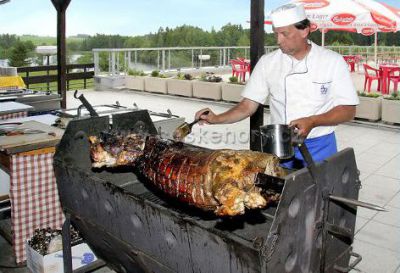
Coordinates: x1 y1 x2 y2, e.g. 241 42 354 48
280 132 337 169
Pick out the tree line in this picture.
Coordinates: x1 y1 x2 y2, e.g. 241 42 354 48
70 24 400 51
1 23 399 67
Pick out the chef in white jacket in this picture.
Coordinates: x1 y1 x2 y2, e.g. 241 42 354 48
195 3 359 168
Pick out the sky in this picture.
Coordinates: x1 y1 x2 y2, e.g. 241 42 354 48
0 0 399 37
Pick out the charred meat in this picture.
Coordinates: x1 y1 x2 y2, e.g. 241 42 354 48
89 132 285 216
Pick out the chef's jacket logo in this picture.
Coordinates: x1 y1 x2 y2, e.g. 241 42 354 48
320 85 328 94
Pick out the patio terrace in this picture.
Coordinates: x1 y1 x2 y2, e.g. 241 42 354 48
0 82 399 272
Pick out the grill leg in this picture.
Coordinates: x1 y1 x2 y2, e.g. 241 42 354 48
62 213 73 273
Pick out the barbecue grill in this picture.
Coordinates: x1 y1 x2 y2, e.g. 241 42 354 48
53 110 362 273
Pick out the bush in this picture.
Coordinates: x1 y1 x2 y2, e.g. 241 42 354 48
151 70 160 77
128 69 146 76
176 73 193 80
358 91 380 98
229 76 238 83
384 92 400 100
151 70 168 78
200 72 222 82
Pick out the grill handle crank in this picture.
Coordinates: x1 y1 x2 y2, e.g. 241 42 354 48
74 90 99 117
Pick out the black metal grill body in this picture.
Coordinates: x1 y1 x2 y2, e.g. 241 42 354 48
53 111 360 273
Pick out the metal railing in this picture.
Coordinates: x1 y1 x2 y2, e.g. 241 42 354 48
93 46 278 76
93 45 400 76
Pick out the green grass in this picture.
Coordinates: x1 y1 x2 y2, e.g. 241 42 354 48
27 80 94 92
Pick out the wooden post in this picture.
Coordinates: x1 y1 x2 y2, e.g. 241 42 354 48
84 66 87 89
51 0 71 109
26 71 30 89
249 0 265 151
66 67 69 90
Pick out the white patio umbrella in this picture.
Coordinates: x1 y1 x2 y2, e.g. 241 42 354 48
265 0 400 63
353 0 400 62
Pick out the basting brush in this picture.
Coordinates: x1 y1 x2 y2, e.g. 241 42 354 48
173 111 209 140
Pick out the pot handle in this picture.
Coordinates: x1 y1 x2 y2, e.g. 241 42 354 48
290 128 315 166
290 127 305 145
254 130 271 142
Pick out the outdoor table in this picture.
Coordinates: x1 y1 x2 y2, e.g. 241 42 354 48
0 76 26 90
0 101 33 120
0 120 64 264
379 64 399 94
343 55 356 72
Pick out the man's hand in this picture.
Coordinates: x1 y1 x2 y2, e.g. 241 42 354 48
289 105 356 138
194 98 261 126
195 108 216 125
289 117 315 138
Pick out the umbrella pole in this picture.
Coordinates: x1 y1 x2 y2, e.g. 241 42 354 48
374 32 378 65
321 29 325 47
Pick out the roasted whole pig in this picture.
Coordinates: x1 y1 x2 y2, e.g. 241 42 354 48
89 132 285 216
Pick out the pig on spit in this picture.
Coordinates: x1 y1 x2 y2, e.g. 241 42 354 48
89 132 285 216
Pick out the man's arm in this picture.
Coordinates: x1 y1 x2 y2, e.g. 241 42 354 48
195 98 260 125
290 105 356 137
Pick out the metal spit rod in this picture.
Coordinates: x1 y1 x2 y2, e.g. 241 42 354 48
329 195 387 212
296 139 387 212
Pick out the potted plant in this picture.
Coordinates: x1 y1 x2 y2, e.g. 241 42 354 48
192 72 222 100
355 92 382 121
144 70 170 94
167 73 194 97
125 69 146 91
221 76 245 103
382 92 400 124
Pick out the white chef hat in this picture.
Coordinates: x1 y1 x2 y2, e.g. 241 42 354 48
271 3 307 28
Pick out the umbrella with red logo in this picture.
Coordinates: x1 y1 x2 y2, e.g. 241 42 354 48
266 0 400 63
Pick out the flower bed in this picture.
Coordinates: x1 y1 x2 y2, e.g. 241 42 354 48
144 71 170 94
382 93 400 124
221 77 244 102
167 73 193 97
192 72 222 100
355 92 382 121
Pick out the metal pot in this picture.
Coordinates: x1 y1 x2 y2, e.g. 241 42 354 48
259 124 294 159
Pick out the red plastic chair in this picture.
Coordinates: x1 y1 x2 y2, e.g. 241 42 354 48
388 67 400 93
230 59 247 82
236 57 251 76
363 64 381 92
354 55 364 71
344 56 356 72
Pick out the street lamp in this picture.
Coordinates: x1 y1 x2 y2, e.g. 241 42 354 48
36 46 57 91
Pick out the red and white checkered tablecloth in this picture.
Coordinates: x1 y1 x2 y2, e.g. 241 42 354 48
10 152 65 264
0 111 27 120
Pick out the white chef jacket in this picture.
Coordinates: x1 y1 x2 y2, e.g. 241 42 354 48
241 41 359 138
